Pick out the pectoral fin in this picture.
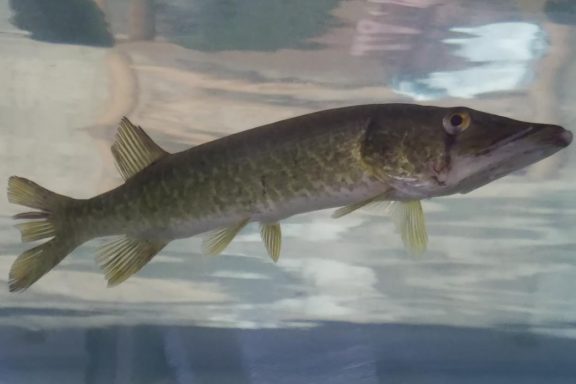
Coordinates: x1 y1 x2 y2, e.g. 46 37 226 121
260 222 282 262
332 192 391 218
97 236 168 287
390 200 428 255
202 219 249 256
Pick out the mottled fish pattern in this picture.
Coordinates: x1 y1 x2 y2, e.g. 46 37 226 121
6 104 572 291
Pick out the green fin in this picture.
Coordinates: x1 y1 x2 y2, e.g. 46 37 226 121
7 176 83 292
112 117 169 180
202 219 249 256
15 221 55 242
9 237 79 292
390 200 428 255
7 176 73 211
332 194 392 218
97 236 168 287
260 222 282 262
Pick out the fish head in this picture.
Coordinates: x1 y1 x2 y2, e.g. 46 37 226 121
362 104 572 198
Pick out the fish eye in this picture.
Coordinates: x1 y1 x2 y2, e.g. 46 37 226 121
443 111 471 135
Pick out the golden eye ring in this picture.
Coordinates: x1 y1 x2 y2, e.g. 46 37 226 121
443 111 471 135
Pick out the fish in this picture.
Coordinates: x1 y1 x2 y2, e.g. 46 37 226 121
6 104 572 291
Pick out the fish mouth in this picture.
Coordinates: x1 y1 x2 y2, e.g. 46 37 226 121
527 124 572 148
452 124 572 194
559 128 573 146
477 124 572 155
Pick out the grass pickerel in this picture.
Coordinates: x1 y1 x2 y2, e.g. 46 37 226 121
7 104 573 291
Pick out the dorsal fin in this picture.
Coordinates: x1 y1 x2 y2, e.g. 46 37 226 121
111 117 169 180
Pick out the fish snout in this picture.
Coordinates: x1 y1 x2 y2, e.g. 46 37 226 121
539 124 573 147
560 128 573 147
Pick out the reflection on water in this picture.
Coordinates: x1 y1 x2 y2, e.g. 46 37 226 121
9 0 113 46
157 0 343 52
0 0 575 382
4 322 576 383
395 21 547 100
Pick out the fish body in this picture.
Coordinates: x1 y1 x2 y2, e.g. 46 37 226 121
83 105 387 240
7 104 572 291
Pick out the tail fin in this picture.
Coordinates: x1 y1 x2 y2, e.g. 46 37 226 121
7 176 83 292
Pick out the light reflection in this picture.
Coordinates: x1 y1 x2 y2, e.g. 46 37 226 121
395 22 548 100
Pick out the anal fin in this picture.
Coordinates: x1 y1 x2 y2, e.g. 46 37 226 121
390 200 428 255
260 222 282 262
202 219 249 256
97 236 168 287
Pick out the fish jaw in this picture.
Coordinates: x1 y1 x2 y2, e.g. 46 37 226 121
440 123 572 195
362 107 573 200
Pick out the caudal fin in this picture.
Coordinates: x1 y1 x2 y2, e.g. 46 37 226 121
7 176 82 292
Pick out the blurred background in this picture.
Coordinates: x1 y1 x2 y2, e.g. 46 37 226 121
0 0 575 382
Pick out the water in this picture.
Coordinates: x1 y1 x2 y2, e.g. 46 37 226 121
0 0 575 382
